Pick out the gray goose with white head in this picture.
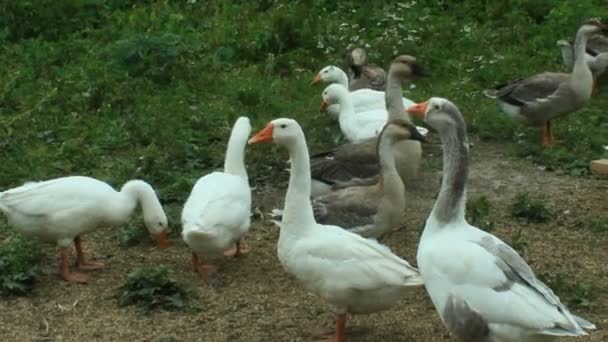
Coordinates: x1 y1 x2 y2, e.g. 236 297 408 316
346 47 387 91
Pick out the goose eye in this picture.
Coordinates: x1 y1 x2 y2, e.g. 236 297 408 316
433 104 440 110
280 124 287 129
323 70 328 73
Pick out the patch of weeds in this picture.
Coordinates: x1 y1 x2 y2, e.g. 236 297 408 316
117 265 189 311
510 228 528 257
539 272 597 309
117 224 149 247
511 193 553 224
0 237 43 296
466 195 494 231
589 216 608 234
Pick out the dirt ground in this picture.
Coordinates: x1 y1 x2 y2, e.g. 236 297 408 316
1 138 607 342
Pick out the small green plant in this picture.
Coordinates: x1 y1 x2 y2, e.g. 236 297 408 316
510 228 528 257
117 224 149 247
0 237 42 296
511 193 553 223
539 272 597 309
589 216 608 233
466 195 494 231
117 266 189 311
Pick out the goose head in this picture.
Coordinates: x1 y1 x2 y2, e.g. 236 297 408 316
389 55 427 80
556 39 572 48
319 84 348 111
347 47 368 67
144 203 170 248
311 65 344 85
383 118 428 143
406 97 465 135
248 118 303 148
579 18 608 36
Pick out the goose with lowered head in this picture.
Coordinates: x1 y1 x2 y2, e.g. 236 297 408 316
0 176 169 283
249 118 423 342
484 19 608 146
346 46 387 91
181 116 252 275
407 97 595 341
310 55 425 197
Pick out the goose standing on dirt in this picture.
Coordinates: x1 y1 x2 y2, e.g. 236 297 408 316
310 64 421 118
182 116 252 275
407 98 596 341
310 55 425 196
484 20 608 146
249 118 423 342
0 176 169 283
346 47 387 91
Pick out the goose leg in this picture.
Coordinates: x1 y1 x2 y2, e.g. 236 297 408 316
191 252 217 275
548 121 555 145
74 237 105 270
60 247 89 283
223 239 249 257
541 121 554 146
332 314 347 342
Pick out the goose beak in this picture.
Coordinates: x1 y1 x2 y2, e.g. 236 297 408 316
319 99 330 112
154 231 171 249
310 73 322 85
411 62 428 77
248 123 275 144
407 101 429 119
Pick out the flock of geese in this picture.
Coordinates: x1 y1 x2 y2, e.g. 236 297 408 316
0 18 606 342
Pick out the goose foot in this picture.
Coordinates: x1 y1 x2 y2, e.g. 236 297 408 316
60 247 89 283
224 240 249 257
332 314 347 342
192 252 217 275
74 237 105 271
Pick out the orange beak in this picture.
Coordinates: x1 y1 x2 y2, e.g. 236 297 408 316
155 231 171 249
319 99 329 112
310 73 322 85
248 123 275 144
407 101 429 119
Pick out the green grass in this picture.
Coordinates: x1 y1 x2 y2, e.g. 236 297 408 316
0 1 607 225
466 195 494 232
539 271 598 309
117 265 189 311
511 193 553 224
589 216 608 233
0 236 43 296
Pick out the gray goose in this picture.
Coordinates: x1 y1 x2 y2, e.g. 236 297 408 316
346 47 387 91
558 32 608 88
311 118 426 239
484 20 607 146
310 55 424 197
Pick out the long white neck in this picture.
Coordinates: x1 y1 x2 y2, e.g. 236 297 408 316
335 67 350 88
559 44 575 69
120 180 163 231
571 28 594 99
377 131 404 203
281 133 315 232
336 90 360 140
430 122 469 226
224 120 250 181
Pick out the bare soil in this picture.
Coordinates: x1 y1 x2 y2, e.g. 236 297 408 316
1 139 607 342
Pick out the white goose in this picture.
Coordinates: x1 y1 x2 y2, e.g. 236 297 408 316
407 98 595 342
0 176 169 283
248 118 422 342
182 116 252 275
311 65 419 118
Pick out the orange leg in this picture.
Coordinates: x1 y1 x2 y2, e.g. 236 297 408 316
331 314 347 342
74 237 105 271
541 121 555 146
223 239 250 257
60 247 89 283
191 252 217 275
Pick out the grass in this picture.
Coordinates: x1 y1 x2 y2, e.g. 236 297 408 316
510 227 529 257
465 195 494 231
539 271 598 309
0 236 43 296
589 216 608 233
117 265 189 311
511 193 553 224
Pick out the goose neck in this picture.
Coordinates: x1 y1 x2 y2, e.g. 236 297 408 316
281 136 315 230
337 68 350 88
431 124 469 225
224 122 250 181
385 74 408 121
